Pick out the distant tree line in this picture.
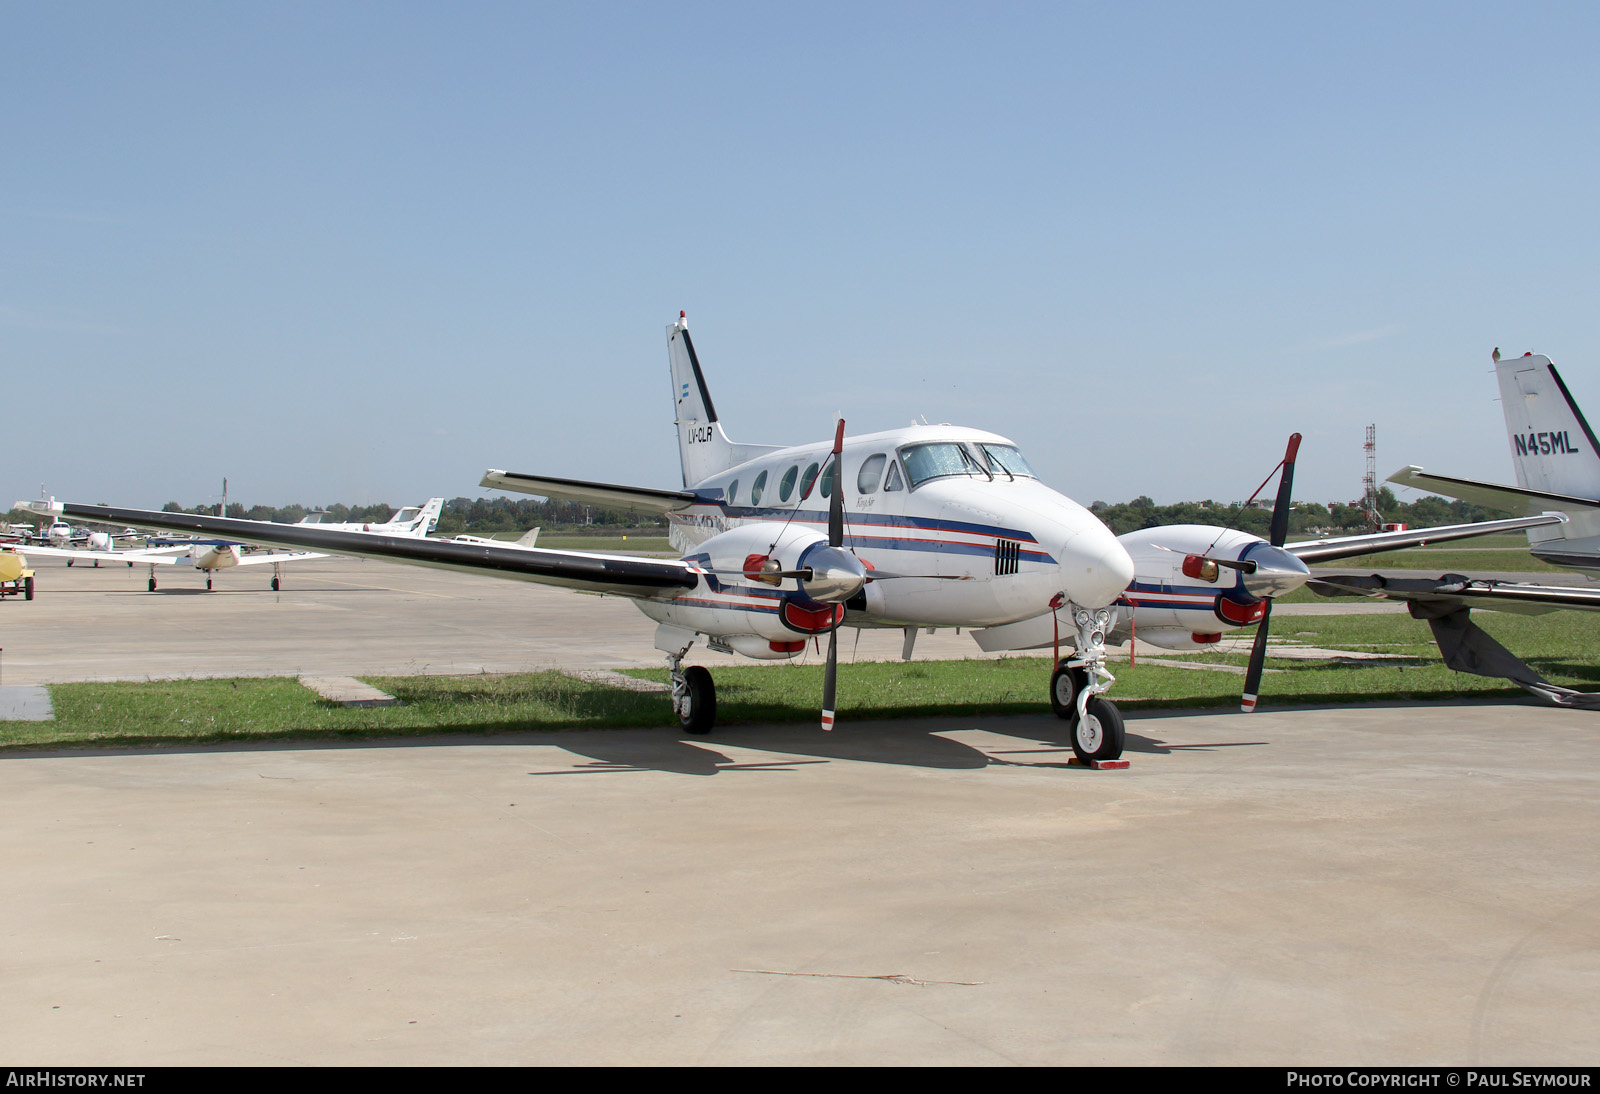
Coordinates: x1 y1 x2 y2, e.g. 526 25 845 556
1087 487 1495 537
9 489 1495 539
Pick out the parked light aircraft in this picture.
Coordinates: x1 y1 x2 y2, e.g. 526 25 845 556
7 537 326 591
298 499 445 537
133 499 444 589
23 316 1549 753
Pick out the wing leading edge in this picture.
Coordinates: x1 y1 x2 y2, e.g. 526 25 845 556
41 504 698 597
1286 513 1566 564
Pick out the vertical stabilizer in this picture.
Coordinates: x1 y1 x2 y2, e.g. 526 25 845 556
666 314 779 487
414 498 444 536
1495 354 1600 499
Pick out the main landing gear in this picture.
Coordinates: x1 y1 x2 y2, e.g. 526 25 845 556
1050 602 1126 765
668 652 716 734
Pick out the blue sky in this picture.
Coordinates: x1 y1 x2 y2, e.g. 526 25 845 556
5 2 1599 510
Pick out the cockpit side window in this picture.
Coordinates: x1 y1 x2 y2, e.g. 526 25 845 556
856 453 887 494
883 461 904 491
900 442 989 488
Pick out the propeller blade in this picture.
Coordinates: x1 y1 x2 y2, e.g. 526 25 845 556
1241 434 1299 713
828 419 845 548
1241 600 1274 712
1270 434 1301 548
821 418 846 731
822 623 838 730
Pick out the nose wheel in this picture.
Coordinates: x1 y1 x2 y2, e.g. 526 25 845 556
669 655 717 734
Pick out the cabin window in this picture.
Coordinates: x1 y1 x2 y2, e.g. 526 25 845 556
900 442 989 487
727 480 739 506
800 462 820 499
883 461 904 491
820 460 836 498
857 453 887 494
750 470 768 506
778 465 799 503
978 444 1038 480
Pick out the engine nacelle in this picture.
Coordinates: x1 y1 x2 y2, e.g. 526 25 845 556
635 522 853 654
1118 523 1308 636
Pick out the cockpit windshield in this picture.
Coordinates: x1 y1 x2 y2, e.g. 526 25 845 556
897 441 1039 488
977 444 1038 480
899 442 991 487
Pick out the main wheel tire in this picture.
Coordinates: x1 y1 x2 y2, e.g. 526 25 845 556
677 665 717 735
148 578 157 592
271 577 280 591
24 576 34 601
205 577 212 590
1071 697 1125 765
1049 664 1090 719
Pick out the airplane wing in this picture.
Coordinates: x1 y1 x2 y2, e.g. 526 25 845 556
229 550 329 566
480 470 707 512
1 542 190 565
1309 571 1600 709
1286 513 1566 564
1310 572 1600 615
1385 466 1600 516
33 503 697 598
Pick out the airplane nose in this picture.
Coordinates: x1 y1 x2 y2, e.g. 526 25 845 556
1056 523 1136 608
1240 544 1310 599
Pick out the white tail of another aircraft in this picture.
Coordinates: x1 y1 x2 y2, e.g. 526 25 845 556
667 313 779 488
1495 353 1600 500
1387 351 1600 573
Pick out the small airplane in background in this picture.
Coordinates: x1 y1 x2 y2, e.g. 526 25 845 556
8 535 326 591
25 315 1542 753
298 498 445 538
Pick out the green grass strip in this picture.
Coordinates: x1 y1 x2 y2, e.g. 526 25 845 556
9 609 1594 752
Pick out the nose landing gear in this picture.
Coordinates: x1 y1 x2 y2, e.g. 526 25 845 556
1050 602 1125 765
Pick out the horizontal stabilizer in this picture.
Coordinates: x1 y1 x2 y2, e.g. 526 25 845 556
1385 467 1600 517
480 471 703 514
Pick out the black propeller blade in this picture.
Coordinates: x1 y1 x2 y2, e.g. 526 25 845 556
1242 433 1300 713
822 419 845 730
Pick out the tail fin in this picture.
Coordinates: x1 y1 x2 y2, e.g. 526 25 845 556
667 314 779 487
414 498 444 536
1496 354 1600 499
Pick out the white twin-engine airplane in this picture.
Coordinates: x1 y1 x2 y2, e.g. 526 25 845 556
27 316 1553 760
297 498 445 537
